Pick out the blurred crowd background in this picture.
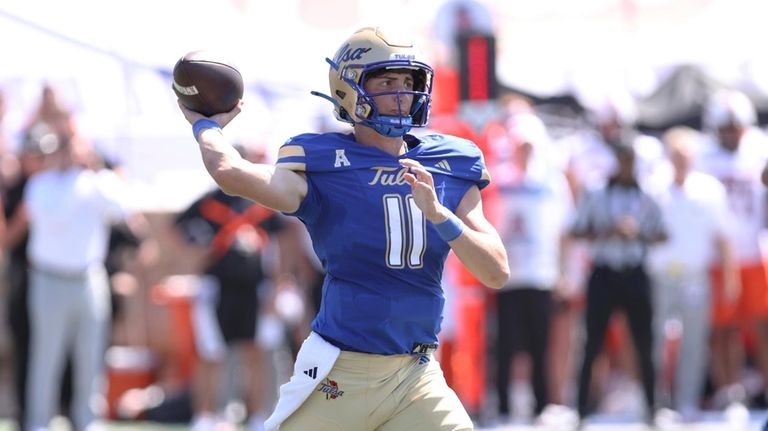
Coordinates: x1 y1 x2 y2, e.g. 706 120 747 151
1 0 768 430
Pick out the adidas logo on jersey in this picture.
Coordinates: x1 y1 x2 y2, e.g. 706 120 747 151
303 366 318 379
436 159 451 172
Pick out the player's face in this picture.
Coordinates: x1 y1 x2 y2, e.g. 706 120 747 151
364 70 415 116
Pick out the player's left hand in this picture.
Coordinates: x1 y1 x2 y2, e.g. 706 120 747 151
399 158 448 223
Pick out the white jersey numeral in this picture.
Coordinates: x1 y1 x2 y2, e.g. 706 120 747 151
383 194 425 268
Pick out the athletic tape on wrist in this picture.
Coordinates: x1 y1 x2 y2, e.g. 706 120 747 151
433 213 464 242
192 119 222 140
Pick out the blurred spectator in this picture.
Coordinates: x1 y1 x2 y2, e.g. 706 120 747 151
171 144 288 431
24 128 134 430
569 141 667 426
3 123 58 428
646 126 739 420
22 83 78 139
695 89 768 409
565 92 665 195
488 113 574 422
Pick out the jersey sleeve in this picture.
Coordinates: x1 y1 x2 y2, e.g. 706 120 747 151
275 133 316 172
274 133 328 223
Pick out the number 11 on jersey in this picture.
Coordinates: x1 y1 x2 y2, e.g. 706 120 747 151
383 194 425 269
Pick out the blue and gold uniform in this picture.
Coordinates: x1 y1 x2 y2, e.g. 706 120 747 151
277 132 490 355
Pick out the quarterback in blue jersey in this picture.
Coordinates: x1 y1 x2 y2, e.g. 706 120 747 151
177 26 508 431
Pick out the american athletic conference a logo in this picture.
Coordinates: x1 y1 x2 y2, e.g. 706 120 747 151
318 378 344 400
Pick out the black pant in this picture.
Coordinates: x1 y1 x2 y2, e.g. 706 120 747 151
495 287 553 416
6 261 29 427
577 265 655 418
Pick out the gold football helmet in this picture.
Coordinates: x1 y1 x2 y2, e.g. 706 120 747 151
312 27 434 137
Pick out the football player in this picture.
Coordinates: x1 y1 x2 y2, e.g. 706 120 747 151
177 27 509 431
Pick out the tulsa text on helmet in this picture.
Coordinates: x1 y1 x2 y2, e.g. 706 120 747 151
334 44 372 63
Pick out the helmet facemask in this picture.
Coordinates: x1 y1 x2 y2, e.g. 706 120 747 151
348 62 433 137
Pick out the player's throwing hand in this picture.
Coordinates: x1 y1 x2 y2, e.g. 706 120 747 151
177 99 243 128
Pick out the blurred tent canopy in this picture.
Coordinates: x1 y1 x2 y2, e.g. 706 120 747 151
499 64 768 136
634 65 768 132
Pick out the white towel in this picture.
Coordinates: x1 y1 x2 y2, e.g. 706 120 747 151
264 331 341 431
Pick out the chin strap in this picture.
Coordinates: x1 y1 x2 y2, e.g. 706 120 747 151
368 115 413 137
369 95 426 137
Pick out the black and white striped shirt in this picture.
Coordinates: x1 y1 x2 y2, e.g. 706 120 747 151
570 179 666 270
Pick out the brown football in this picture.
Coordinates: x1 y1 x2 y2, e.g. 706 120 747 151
172 50 244 117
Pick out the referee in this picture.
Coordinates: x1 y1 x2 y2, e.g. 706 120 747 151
570 141 667 425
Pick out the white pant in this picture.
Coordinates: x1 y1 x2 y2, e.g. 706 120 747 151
26 266 111 431
651 267 710 413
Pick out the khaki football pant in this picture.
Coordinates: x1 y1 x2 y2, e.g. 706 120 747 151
279 351 473 431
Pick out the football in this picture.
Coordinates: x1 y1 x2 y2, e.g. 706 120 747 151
172 50 244 117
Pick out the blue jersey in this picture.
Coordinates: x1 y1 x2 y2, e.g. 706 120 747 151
276 132 490 355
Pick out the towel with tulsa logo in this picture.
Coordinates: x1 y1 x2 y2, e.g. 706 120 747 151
276 132 490 356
